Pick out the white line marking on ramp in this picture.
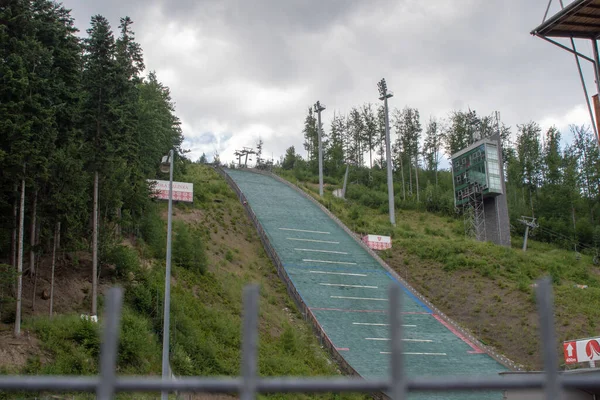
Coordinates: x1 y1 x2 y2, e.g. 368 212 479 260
295 248 348 255
304 259 357 265
287 238 339 244
366 338 433 342
353 323 417 327
319 283 378 289
310 271 367 277
331 296 387 301
279 228 330 234
380 352 446 356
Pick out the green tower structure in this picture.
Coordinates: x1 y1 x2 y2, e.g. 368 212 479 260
451 135 510 247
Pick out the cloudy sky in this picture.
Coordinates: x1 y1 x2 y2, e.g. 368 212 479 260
60 0 597 164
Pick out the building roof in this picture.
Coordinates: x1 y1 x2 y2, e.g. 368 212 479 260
450 137 498 160
531 0 600 39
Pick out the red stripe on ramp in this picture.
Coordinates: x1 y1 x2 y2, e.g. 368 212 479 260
432 314 484 354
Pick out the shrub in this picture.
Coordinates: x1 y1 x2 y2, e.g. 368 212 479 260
172 220 208 274
118 307 161 373
139 204 166 259
104 245 141 278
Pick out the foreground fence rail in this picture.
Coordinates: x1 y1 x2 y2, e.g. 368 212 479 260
0 278 595 400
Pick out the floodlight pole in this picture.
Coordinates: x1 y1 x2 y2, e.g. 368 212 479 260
378 79 395 226
161 149 174 400
314 101 326 197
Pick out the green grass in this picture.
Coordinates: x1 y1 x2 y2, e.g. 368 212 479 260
5 164 366 400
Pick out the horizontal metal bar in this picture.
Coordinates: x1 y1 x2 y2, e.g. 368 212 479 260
4 375 600 393
0 377 98 391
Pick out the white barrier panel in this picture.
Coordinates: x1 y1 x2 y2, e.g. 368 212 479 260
147 179 194 203
564 337 600 365
362 234 391 250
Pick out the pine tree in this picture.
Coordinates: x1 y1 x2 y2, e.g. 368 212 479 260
326 112 345 174
423 117 441 187
302 107 318 167
348 108 364 166
362 104 377 169
81 14 118 316
542 126 562 186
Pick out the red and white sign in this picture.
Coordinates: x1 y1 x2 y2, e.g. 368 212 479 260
563 337 600 364
147 179 194 203
362 234 392 250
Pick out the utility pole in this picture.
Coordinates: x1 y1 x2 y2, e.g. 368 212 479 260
378 78 395 226
160 150 174 400
519 216 538 252
314 101 326 197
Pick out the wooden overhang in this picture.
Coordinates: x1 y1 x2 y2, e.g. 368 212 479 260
531 0 600 39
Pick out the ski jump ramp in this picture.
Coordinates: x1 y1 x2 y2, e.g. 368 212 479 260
222 168 509 400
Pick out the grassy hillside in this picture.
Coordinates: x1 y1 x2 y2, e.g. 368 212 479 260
0 164 366 400
276 169 600 371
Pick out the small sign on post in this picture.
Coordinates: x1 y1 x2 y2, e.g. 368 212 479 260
362 234 392 250
147 179 194 203
563 337 600 367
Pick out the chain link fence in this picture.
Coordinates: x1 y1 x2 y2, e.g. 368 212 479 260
0 277 591 400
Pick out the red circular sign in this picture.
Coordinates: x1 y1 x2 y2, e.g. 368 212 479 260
585 339 600 359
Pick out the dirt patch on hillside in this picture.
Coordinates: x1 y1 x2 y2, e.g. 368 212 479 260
385 250 542 370
0 327 46 372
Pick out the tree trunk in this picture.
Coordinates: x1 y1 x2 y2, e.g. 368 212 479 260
434 147 439 188
408 156 413 195
415 155 420 203
115 207 122 237
400 156 406 201
15 175 25 337
92 171 99 316
31 218 41 311
29 189 38 276
11 184 18 268
49 222 60 317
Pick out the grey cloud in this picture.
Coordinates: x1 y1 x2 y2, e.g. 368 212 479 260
61 0 593 163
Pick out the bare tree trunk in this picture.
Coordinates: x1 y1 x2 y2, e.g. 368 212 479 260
116 207 122 237
408 157 413 195
29 189 38 276
435 155 438 188
11 184 18 268
15 174 25 337
415 154 420 203
400 156 406 201
31 218 41 311
369 140 373 170
49 222 60 317
92 171 99 316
